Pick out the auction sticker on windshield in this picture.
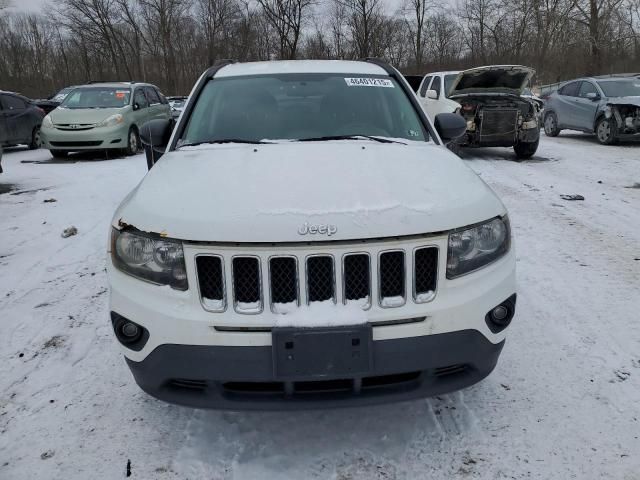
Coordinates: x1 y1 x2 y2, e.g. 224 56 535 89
345 78 394 88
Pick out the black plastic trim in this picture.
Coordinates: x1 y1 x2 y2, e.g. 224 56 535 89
111 312 150 352
124 329 504 410
485 294 517 333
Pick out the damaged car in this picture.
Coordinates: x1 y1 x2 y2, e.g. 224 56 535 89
448 65 541 159
543 75 640 145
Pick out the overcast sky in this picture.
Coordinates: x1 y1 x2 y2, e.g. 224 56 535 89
7 0 411 14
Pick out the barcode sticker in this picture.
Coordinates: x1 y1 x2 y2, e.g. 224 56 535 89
344 78 394 88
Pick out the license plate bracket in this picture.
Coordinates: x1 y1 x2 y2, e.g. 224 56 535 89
272 324 373 380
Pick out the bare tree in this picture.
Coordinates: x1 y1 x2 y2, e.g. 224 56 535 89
256 0 314 59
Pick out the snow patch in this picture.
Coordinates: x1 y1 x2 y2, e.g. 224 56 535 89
381 296 404 308
203 297 224 310
274 301 367 328
415 291 435 303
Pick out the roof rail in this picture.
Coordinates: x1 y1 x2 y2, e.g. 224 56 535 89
204 59 237 78
361 57 394 75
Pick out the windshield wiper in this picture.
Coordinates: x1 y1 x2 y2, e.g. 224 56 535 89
179 139 269 148
297 135 406 144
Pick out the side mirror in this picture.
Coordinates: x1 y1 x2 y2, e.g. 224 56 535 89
585 92 600 101
434 113 467 144
133 103 140 111
140 118 174 169
426 89 438 100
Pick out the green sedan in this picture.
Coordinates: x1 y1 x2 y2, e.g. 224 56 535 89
40 82 171 158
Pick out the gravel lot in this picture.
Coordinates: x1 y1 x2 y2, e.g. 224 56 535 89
1 134 639 479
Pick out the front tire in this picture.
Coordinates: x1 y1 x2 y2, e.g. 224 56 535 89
125 127 140 156
513 139 539 159
595 117 617 145
29 126 41 150
50 150 68 159
543 112 560 137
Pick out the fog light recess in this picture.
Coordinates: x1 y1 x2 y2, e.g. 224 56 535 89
111 312 149 351
485 294 516 333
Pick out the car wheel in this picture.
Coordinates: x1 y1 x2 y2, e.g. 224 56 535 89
543 112 560 137
595 117 617 145
29 127 41 150
513 139 539 160
50 150 68 159
125 127 140 156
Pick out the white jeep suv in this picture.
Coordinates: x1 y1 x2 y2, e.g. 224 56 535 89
107 59 516 409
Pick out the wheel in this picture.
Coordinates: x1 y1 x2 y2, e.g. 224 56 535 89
513 138 539 159
543 112 560 137
125 127 140 156
50 150 68 159
29 126 41 150
595 116 617 145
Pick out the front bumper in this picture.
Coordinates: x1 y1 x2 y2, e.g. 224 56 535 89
40 124 129 151
125 329 505 410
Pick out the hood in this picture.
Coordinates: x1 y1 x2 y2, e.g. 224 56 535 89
606 97 640 107
49 107 128 124
113 142 506 242
450 65 535 98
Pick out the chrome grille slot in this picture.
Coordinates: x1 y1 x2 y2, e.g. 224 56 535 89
306 255 335 303
232 256 262 313
414 247 438 303
196 255 225 311
379 251 405 307
269 257 299 311
343 253 371 308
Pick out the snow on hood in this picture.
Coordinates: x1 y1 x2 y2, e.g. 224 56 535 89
113 141 506 242
49 107 128 124
606 97 640 107
450 65 535 97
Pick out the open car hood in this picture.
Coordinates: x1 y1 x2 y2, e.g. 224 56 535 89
449 65 535 97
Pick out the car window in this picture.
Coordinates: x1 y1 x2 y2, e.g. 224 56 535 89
61 87 132 109
180 73 428 145
444 74 457 98
559 82 580 97
419 76 432 97
145 87 161 105
578 82 597 97
156 89 169 105
431 76 441 98
596 80 640 97
2 95 26 110
134 89 149 109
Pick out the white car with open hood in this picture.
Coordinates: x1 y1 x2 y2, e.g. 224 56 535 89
421 65 541 159
107 59 517 409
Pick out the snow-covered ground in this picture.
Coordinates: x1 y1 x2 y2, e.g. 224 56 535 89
1 135 639 479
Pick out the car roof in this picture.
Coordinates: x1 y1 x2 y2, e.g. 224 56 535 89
215 60 388 78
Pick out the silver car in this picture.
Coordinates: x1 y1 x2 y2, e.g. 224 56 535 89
543 75 640 144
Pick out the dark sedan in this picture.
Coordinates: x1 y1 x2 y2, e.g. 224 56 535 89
0 91 45 151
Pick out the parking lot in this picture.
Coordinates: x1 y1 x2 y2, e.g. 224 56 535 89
1 135 639 479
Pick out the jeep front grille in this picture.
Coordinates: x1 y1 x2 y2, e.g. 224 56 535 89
195 245 439 314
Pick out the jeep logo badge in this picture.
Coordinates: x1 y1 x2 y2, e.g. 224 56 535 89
298 222 338 236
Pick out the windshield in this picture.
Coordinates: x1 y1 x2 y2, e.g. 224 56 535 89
597 80 640 97
444 74 457 98
60 87 132 109
52 87 74 102
179 73 427 145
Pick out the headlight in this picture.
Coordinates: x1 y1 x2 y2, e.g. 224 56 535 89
447 217 510 278
42 115 53 128
97 114 124 128
111 229 188 290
